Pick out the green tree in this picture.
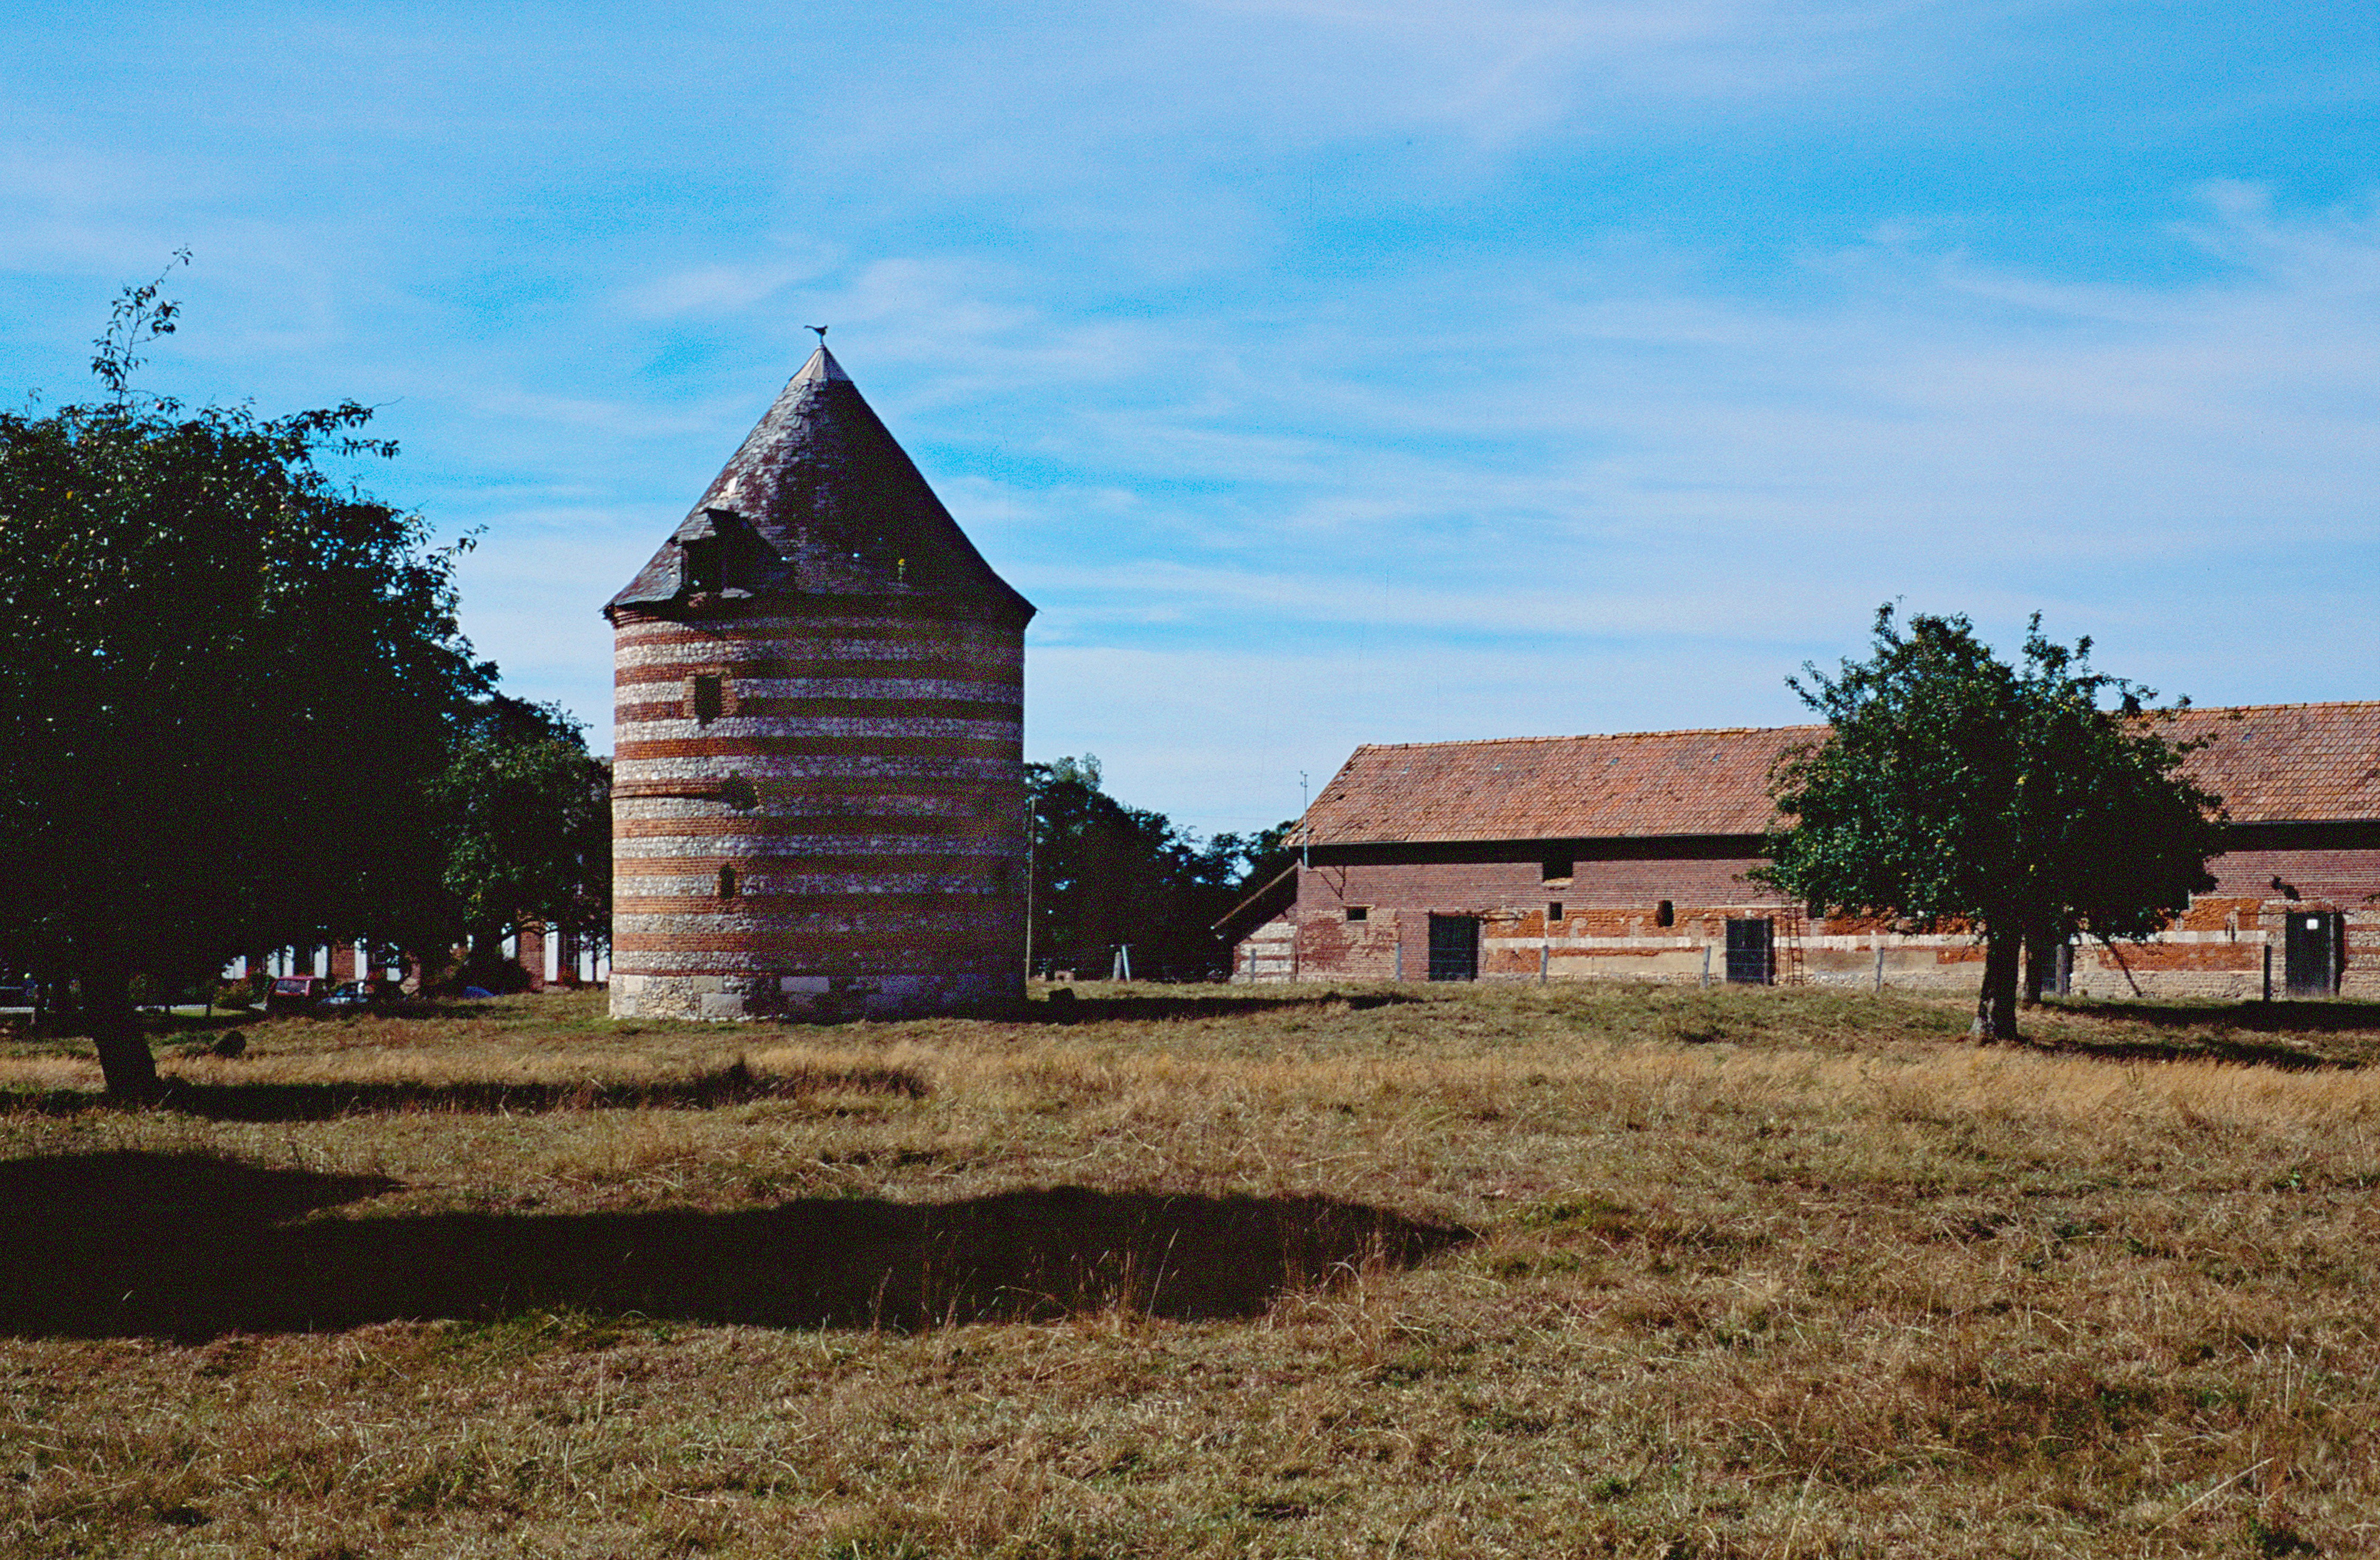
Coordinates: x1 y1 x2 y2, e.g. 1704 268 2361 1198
0 264 487 1091
1026 755 1282 978
1226 820 1301 896
433 694 612 991
1758 607 2225 1040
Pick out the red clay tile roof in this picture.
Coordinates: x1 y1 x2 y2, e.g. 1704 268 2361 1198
1301 702 2380 846
1303 725 1822 844
2167 702 2380 824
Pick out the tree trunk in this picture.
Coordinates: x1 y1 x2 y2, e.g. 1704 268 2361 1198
1972 928 2022 1041
79 963 159 1097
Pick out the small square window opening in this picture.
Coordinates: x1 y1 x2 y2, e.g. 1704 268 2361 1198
1547 903 1564 923
1345 905 1368 922
1656 900 1675 928
717 864 738 899
691 673 725 725
1542 856 1573 882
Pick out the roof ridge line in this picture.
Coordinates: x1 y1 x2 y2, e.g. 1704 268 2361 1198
1352 724 1825 754
2176 700 2380 715
1344 700 2380 756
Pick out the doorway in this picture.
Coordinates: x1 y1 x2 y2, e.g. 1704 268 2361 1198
2285 911 2343 997
1427 915 1480 982
1725 918 1775 985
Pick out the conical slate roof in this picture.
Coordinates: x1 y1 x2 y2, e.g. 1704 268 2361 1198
606 347 1035 625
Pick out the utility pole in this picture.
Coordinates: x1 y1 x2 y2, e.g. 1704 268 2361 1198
1299 772 1310 872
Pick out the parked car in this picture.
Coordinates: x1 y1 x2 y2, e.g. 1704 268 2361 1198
265 975 335 1014
322 979 401 1011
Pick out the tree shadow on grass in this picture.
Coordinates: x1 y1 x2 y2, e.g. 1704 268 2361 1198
2018 997 2380 1071
0 1153 1472 1341
2022 1032 2349 1071
1013 990 1421 1024
2052 997 2380 1035
1 1060 930 1120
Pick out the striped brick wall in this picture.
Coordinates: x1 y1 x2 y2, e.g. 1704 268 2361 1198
609 605 1027 1020
1241 840 2380 999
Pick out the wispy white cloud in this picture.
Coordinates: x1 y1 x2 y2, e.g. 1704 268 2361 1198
899 186 2380 818
2 1 2374 828
619 249 836 318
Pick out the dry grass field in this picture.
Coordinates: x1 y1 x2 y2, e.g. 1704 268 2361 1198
5 981 2379 1558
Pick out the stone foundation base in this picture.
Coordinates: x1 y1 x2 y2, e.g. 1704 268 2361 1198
610 969 1016 1021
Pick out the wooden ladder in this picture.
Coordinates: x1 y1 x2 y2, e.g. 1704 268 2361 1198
1775 906 1808 987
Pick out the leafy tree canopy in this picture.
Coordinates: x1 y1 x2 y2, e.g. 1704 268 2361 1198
1027 754 1292 979
1757 607 2225 1039
0 260 489 1090
434 694 612 991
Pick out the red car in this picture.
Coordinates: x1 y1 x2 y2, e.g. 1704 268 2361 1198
265 975 335 1014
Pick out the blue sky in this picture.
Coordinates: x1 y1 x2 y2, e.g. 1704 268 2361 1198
5 2 2377 836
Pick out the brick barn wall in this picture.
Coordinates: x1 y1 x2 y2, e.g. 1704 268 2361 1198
1229 915 1298 983
1237 839 2380 1000
2204 843 2380 905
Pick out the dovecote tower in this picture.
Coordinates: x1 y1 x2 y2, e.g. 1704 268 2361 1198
603 346 1035 1019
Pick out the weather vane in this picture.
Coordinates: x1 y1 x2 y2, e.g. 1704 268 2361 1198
808 325 829 345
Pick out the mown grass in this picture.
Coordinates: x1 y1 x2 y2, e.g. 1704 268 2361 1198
4 982 2379 1557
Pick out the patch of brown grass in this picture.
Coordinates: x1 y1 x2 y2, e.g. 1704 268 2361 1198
4 982 2379 1556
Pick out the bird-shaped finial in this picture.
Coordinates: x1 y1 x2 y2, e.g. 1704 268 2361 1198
808 325 829 345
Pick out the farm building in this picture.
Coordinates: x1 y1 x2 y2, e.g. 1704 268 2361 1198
1222 702 2380 1000
221 925 604 995
604 345 1035 1020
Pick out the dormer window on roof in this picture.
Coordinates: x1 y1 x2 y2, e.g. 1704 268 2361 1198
683 537 724 595
676 506 751 598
